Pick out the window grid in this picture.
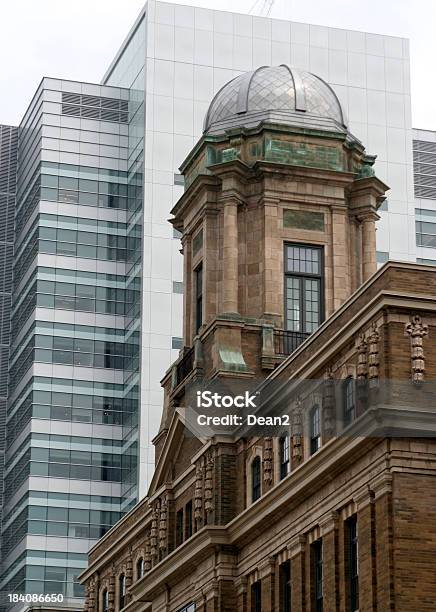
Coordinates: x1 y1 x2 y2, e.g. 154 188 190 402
284 244 323 334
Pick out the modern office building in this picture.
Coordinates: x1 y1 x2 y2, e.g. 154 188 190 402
0 0 427 609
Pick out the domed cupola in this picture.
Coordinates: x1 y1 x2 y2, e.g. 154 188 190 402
203 64 347 135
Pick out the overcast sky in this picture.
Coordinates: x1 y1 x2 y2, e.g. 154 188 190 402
1 0 434 129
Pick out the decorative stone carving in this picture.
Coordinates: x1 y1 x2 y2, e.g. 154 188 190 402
194 460 204 528
263 437 273 483
159 494 168 552
367 322 380 387
144 534 152 572
204 452 215 516
322 368 336 437
356 333 368 380
150 502 159 559
405 314 429 385
292 398 302 462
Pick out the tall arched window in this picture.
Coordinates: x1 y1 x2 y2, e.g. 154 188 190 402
310 404 321 455
102 589 109 612
119 574 126 610
343 377 356 426
136 557 144 580
251 456 261 502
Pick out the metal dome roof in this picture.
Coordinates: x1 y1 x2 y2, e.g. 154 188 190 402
203 64 347 135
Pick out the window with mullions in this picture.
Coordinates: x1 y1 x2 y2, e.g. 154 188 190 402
251 456 261 502
284 244 323 334
279 434 290 479
346 516 359 612
310 405 321 455
343 377 356 427
177 604 196 612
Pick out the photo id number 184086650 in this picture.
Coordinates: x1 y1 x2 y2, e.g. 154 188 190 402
8 594 64 603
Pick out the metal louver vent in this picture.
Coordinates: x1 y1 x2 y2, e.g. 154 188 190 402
61 92 129 123
413 140 436 200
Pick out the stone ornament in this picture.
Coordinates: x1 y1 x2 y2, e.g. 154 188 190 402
367 321 380 387
263 437 273 483
292 398 302 461
144 535 152 572
150 502 159 559
322 368 336 437
356 333 368 380
204 452 215 516
194 460 204 527
405 314 429 385
159 494 168 551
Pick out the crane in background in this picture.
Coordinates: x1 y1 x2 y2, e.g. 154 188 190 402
249 0 276 17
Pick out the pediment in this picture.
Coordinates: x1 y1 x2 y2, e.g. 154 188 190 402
148 408 205 496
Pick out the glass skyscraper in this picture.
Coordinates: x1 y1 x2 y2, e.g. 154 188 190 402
0 1 422 610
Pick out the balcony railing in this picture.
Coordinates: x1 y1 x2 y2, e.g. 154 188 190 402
274 330 310 355
176 346 195 386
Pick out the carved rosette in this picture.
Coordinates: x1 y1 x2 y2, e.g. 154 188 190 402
405 314 429 385
368 322 380 387
159 494 168 552
204 452 215 516
322 368 336 437
263 437 273 483
194 459 204 528
292 398 302 462
150 502 159 559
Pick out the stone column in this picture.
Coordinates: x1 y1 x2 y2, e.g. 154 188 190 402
354 487 377 612
360 212 378 281
331 205 350 310
263 197 281 324
259 558 275 612
222 198 239 314
320 512 339 611
373 473 394 611
235 577 248 612
289 535 306 611
182 234 192 343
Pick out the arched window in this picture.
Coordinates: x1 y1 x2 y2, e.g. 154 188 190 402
119 574 126 610
279 434 290 479
101 589 109 612
343 377 356 426
310 404 321 455
251 456 261 502
136 557 144 580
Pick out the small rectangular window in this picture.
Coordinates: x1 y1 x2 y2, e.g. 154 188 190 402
173 281 184 294
174 173 185 186
172 337 183 350
343 378 356 426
